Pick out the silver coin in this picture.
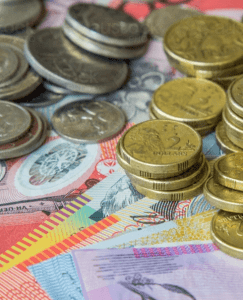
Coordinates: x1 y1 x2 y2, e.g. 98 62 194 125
43 80 74 95
51 100 126 143
144 6 203 39
63 21 148 59
0 35 29 88
0 100 32 145
0 0 42 32
66 3 148 47
0 44 18 83
0 160 6 182
24 27 128 94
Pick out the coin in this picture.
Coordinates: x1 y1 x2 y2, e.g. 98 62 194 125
214 153 243 191
131 160 210 201
0 0 42 32
0 44 18 83
66 3 148 47
0 101 32 145
228 75 243 118
0 36 28 89
125 154 205 191
215 121 243 154
225 102 243 129
0 108 43 159
223 109 243 149
62 21 148 59
51 100 126 143
0 70 42 100
120 120 202 175
151 78 226 128
144 6 203 40
164 16 243 76
43 80 74 95
24 28 128 94
213 74 242 90
211 210 243 259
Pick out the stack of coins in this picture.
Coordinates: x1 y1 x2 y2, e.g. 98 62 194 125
163 15 243 87
117 119 210 201
203 153 243 259
0 100 47 159
0 35 42 101
63 3 149 59
216 76 243 153
149 77 226 136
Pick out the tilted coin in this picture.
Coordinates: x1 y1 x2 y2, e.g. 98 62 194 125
0 108 43 159
43 80 74 95
120 120 202 175
144 6 203 40
131 160 210 201
125 154 205 191
24 28 128 94
0 44 18 83
214 153 243 191
0 100 31 145
211 210 243 259
66 3 148 47
215 121 242 154
62 21 148 59
225 102 243 129
0 35 28 88
151 78 226 128
204 177 243 212
51 100 126 143
223 109 243 149
0 70 42 100
164 16 243 76
227 75 243 118
0 0 42 32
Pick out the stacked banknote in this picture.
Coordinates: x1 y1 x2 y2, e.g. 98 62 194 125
204 153 243 259
117 119 211 201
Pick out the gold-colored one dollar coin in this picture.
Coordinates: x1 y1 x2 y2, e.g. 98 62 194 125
225 102 243 129
211 210 243 259
151 78 226 128
223 109 243 148
164 15 243 77
227 75 243 118
120 120 202 176
130 160 210 201
215 121 242 154
204 177 243 212
214 153 243 191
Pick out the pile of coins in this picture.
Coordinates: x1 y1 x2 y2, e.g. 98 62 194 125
163 15 243 88
149 77 226 136
204 153 243 259
0 101 47 160
0 35 42 101
23 3 149 95
117 119 210 201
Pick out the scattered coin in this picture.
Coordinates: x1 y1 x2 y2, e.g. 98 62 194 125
0 101 32 145
25 27 128 94
225 102 243 129
227 75 243 118
43 80 74 95
211 210 243 259
0 44 18 83
51 100 126 143
65 3 148 47
223 109 243 149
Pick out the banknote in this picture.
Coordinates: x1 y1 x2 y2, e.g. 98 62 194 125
69 245 243 300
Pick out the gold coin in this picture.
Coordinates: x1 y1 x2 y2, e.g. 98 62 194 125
225 102 243 129
120 120 202 175
227 75 243 118
149 103 157 120
164 16 243 76
125 154 205 191
215 121 242 154
116 139 181 179
211 210 243 259
214 153 243 191
130 160 210 201
204 177 243 212
212 74 242 90
151 78 226 128
223 109 243 148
